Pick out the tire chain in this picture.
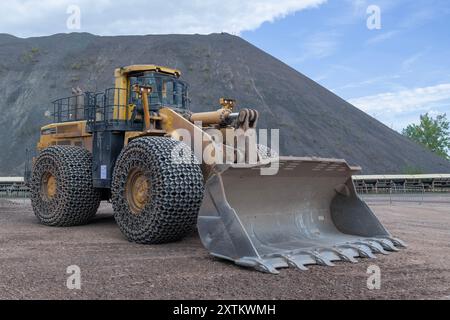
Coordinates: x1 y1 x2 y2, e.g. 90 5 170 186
257 144 278 161
111 137 204 244
30 146 101 226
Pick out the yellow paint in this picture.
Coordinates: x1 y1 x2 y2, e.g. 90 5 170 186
42 172 56 201
124 129 167 146
46 174 56 198
124 131 145 145
219 98 236 111
190 108 232 126
125 168 150 215
37 66 235 170
132 84 152 131
37 121 92 151
114 65 181 79
113 65 181 121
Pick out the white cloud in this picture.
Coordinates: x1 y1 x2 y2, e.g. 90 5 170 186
348 83 450 114
0 0 326 37
365 30 400 45
401 52 425 70
332 74 401 91
399 4 442 29
289 31 340 63
348 0 369 15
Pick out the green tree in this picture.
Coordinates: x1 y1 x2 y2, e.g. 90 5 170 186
402 113 450 160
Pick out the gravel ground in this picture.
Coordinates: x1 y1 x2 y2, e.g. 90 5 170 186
0 198 449 300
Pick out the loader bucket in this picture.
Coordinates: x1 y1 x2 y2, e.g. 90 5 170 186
197 157 406 274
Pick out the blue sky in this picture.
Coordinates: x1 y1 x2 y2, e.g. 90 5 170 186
242 0 450 131
1 0 449 132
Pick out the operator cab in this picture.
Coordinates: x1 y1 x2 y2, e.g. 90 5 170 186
46 65 189 134
128 71 189 112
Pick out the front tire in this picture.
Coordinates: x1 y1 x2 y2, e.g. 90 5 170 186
111 137 204 244
30 146 101 226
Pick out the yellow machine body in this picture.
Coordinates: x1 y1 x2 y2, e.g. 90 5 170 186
32 65 405 275
38 121 92 151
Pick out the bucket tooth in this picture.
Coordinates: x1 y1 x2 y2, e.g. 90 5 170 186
387 237 407 248
236 257 279 274
276 254 309 271
287 250 335 267
330 248 358 263
310 251 335 267
343 244 376 259
256 263 279 275
358 241 389 255
373 238 399 252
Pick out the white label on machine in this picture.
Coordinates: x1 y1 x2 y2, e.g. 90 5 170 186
101 165 107 179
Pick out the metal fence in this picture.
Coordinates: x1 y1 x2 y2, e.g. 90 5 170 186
357 187 450 205
1 183 448 203
52 93 90 123
0 186 30 199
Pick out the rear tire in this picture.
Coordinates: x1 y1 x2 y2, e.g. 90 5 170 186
30 146 101 226
111 137 204 244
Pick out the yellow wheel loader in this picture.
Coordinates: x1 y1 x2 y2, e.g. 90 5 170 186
29 65 405 274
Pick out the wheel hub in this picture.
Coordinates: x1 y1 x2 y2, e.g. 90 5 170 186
125 168 150 215
41 172 57 201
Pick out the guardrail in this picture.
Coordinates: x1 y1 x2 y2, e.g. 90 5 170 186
357 187 450 205
0 187 30 199
1 185 448 203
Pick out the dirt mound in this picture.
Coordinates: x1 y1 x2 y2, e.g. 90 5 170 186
0 32 449 175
